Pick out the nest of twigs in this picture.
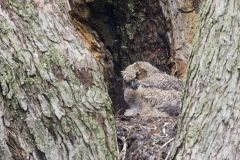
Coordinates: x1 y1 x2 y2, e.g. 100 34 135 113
116 115 178 160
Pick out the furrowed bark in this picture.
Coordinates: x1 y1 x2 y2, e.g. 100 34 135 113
0 0 116 159
172 0 240 159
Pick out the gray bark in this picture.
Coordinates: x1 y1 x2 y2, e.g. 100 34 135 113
172 0 240 159
0 0 116 159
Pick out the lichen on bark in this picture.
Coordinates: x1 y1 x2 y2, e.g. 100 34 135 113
0 0 117 159
172 0 240 159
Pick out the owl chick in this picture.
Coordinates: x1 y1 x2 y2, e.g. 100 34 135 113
122 61 183 117
121 61 183 91
121 61 160 82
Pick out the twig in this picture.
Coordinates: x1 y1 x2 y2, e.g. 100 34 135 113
164 149 171 160
160 137 175 150
118 137 127 160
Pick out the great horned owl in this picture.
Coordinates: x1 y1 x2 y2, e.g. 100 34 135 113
122 61 183 91
122 61 160 82
122 61 183 117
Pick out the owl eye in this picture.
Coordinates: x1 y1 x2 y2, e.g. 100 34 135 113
136 72 140 79
136 69 147 80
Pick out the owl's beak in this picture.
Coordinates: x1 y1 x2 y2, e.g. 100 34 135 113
130 79 140 89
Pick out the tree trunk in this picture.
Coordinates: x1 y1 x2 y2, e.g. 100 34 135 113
172 0 240 159
0 1 116 159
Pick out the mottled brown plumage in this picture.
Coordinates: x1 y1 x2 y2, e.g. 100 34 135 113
122 61 183 117
122 61 160 82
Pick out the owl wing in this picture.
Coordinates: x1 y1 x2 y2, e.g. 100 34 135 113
155 99 181 116
138 87 182 116
139 73 183 91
